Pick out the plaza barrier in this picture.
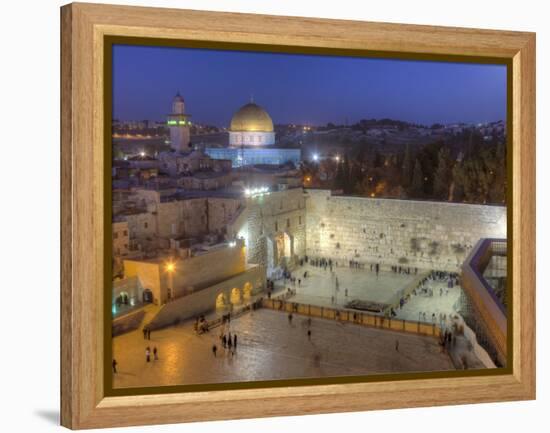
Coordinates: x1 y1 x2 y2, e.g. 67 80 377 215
386 270 431 313
261 297 441 338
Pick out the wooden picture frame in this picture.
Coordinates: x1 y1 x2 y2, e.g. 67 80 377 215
61 2 536 429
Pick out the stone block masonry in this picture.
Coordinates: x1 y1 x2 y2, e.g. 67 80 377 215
305 189 506 272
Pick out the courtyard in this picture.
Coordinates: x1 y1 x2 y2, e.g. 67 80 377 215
278 264 419 308
113 308 455 389
277 264 462 325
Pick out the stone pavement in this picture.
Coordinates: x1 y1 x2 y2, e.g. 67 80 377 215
112 308 455 389
278 264 416 308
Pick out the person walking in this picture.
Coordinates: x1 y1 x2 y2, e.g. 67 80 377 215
222 334 227 348
233 334 237 349
307 329 312 340
145 347 151 362
147 328 152 340
153 346 158 361
142 327 147 340
212 344 217 357
112 359 117 374
395 340 399 352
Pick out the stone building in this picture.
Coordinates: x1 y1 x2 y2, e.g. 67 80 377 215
118 238 265 326
167 92 191 152
112 221 130 257
228 101 275 146
205 99 301 167
228 187 307 276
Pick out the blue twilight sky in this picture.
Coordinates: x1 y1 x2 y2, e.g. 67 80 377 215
112 44 507 127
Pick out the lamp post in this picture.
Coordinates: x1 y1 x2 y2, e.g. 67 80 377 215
165 261 175 301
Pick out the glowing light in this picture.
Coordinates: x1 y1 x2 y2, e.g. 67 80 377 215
312 153 319 162
229 241 236 247
165 261 175 273
140 151 146 157
244 186 269 197
334 155 340 162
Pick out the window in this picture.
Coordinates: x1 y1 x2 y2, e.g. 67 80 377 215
299 216 302 225
123 230 128 236
114 232 118 239
144 222 148 229
286 218 290 228
275 221 278 232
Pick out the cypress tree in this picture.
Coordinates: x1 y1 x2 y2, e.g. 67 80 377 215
409 159 424 198
402 144 413 188
433 147 451 200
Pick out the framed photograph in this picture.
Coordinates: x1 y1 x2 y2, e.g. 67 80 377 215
60 2 536 429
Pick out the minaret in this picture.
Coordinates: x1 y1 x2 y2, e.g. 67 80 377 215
167 92 191 152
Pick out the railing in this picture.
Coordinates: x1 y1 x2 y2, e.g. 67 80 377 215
200 299 264 332
194 288 441 338
261 297 441 338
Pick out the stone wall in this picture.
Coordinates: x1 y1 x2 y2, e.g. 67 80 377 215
146 265 265 330
305 189 506 272
229 188 307 270
123 240 247 304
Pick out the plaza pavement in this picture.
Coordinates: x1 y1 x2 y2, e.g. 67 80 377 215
112 308 455 389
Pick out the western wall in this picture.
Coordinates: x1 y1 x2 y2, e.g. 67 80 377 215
304 189 507 272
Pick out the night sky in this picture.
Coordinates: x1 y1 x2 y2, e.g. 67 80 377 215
113 44 507 127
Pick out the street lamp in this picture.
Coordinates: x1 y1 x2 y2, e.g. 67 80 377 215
165 261 175 301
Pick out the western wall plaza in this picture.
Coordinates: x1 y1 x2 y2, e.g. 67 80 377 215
110 92 508 388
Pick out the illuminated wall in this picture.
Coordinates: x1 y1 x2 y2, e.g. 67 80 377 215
204 147 301 167
304 189 507 272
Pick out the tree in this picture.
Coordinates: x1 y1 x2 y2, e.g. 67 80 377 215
402 144 413 188
335 159 346 191
409 159 424 198
433 147 451 200
342 153 353 194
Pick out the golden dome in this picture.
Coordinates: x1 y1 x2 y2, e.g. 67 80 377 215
230 102 274 132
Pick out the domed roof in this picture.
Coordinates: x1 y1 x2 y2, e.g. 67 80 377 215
230 102 274 132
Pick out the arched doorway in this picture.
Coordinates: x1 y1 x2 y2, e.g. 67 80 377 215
283 232 292 257
142 288 153 303
117 291 129 306
230 287 242 305
215 293 227 310
243 282 253 300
